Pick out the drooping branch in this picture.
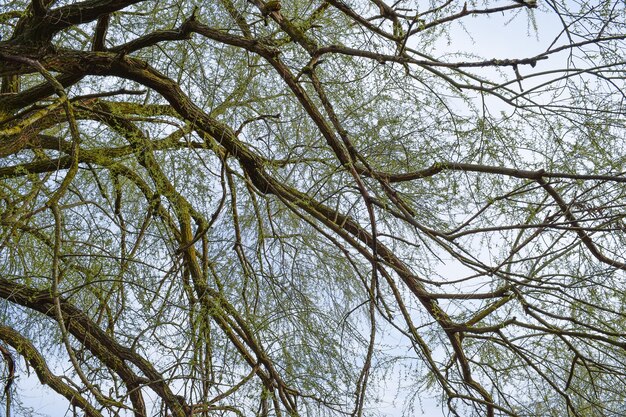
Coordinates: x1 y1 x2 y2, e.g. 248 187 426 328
0 278 190 417
0 326 104 417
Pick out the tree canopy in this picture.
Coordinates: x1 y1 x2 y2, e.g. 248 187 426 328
1 0 625 416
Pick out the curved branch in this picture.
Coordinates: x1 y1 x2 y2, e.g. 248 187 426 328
0 278 190 417
0 326 104 417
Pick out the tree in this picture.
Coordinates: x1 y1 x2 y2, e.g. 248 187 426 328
0 0 625 415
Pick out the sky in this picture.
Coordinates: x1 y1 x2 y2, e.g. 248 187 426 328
3 2 583 417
